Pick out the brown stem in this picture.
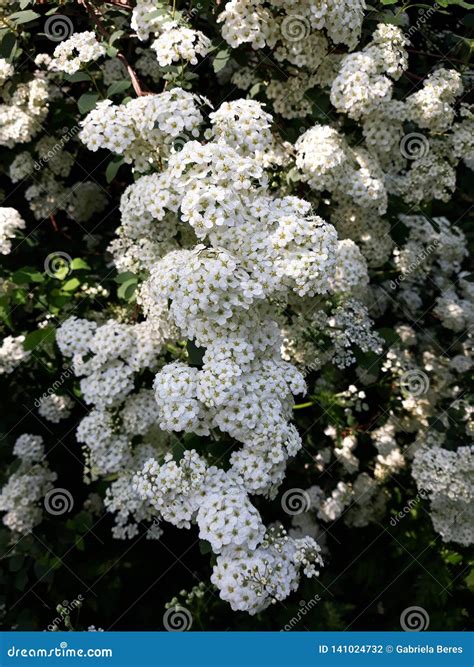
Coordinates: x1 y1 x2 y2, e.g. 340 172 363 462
116 53 149 96
78 0 149 96
49 214 58 232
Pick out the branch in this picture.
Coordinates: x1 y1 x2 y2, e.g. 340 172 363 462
77 0 149 96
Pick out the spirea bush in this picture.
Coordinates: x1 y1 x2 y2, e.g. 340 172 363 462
0 0 472 631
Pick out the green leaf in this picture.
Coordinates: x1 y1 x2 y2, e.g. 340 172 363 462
212 49 231 73
186 340 205 367
11 267 44 284
115 271 137 284
107 80 131 97
465 568 474 592
109 30 124 45
78 92 100 114
0 295 12 327
377 327 400 346
70 257 91 271
8 9 40 23
62 277 81 292
106 45 119 58
199 540 212 555
23 326 56 351
117 278 138 301
0 31 16 58
106 156 125 183
65 71 91 83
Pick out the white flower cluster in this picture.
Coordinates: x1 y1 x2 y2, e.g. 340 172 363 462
0 434 57 534
9 136 106 223
405 68 463 132
330 200 393 268
211 529 323 614
37 393 74 423
57 94 344 610
412 445 474 546
0 57 13 85
0 207 25 255
151 20 212 67
79 87 206 172
219 0 365 52
135 449 323 613
104 444 165 540
295 125 387 213
36 7 473 610
293 473 387 532
57 317 166 409
0 334 30 375
282 298 382 371
57 316 167 480
0 76 49 148
330 24 408 120
49 32 106 75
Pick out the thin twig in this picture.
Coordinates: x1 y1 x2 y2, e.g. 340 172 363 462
78 0 149 96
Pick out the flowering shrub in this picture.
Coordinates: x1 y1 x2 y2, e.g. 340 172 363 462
0 0 472 631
